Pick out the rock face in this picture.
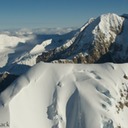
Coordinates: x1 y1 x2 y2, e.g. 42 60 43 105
36 13 128 63
0 72 18 93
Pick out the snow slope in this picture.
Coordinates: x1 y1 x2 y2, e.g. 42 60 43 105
0 63 128 128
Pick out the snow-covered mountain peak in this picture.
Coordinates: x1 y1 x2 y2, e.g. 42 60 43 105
100 13 123 23
100 13 124 33
37 13 128 64
93 13 124 41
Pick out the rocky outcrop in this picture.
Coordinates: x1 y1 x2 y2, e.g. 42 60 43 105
0 72 18 93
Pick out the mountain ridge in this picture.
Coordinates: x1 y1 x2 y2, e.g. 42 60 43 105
37 13 128 64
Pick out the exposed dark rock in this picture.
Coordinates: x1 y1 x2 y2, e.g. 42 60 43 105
0 72 18 93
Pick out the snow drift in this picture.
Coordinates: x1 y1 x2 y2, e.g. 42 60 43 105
0 63 128 128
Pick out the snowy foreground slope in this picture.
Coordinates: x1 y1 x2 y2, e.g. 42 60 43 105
0 63 128 128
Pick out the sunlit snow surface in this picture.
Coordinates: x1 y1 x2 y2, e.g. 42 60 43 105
0 63 128 128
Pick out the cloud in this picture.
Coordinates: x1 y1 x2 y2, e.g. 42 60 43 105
0 27 78 37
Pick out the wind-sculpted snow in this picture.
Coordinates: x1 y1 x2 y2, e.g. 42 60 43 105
0 63 128 128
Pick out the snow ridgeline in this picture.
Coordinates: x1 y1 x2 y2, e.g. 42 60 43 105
0 63 128 128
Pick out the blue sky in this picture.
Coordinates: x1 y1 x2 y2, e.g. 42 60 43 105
0 0 128 30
